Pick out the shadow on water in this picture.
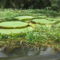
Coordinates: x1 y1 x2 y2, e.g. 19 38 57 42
0 46 60 60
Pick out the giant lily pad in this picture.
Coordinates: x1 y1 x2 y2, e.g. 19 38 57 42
0 27 33 34
0 21 28 29
32 19 56 25
15 16 34 21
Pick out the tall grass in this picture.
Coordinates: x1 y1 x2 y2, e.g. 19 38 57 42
25 25 60 45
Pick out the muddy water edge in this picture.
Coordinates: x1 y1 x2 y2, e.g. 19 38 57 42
0 45 60 60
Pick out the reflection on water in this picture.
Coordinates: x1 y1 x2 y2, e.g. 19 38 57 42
0 52 7 57
0 46 60 60
39 47 56 56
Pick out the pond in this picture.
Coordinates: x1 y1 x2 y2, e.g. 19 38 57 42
0 46 60 60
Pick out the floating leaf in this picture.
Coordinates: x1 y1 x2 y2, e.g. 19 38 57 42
32 19 56 25
0 21 28 29
0 27 33 34
15 16 34 21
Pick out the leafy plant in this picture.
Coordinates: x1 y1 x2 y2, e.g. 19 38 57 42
25 26 49 44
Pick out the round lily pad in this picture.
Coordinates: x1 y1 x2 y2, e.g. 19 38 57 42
15 16 34 21
0 21 28 29
32 19 56 25
0 27 33 34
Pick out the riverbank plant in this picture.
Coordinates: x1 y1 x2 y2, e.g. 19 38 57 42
0 9 60 51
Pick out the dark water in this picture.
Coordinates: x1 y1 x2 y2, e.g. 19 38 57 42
0 47 60 60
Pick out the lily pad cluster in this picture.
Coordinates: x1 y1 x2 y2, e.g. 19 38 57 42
0 16 35 36
0 15 59 35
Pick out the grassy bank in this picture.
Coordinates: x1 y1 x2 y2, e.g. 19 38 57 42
0 9 60 51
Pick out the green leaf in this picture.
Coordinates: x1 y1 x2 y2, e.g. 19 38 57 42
0 21 28 29
0 27 33 34
32 19 56 25
15 16 34 21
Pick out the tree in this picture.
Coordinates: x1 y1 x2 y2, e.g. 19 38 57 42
0 0 51 9
51 0 60 10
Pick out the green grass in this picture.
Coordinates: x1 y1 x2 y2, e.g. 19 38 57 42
0 9 19 20
25 26 60 46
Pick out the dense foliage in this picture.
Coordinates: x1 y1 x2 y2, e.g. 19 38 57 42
0 0 60 10
0 9 60 49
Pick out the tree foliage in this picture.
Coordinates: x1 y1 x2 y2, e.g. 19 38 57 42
0 0 60 10
0 0 51 9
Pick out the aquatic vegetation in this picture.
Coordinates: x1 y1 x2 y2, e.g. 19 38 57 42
15 16 34 21
0 21 28 29
0 27 33 34
32 19 56 25
0 9 60 51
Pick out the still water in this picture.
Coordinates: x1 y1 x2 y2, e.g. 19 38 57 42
0 47 60 60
